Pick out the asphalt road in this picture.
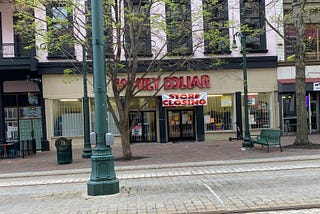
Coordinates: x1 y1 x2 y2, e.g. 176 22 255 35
1 156 320 213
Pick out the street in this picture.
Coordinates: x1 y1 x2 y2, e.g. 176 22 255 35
1 156 320 213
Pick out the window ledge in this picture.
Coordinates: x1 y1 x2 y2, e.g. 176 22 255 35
204 51 232 55
246 49 268 54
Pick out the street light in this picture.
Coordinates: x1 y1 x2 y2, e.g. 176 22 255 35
81 46 92 158
87 0 119 195
233 32 253 148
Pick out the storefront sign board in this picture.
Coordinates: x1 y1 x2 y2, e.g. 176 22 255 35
115 75 210 91
313 82 320 91
162 92 207 106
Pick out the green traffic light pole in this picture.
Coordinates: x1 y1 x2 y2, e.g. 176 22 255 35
235 32 252 148
87 0 119 195
82 46 92 158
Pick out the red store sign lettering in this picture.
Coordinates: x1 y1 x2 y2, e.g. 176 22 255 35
115 75 210 91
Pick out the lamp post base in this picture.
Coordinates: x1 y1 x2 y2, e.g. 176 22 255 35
242 137 253 148
87 147 119 196
82 148 92 158
88 179 119 196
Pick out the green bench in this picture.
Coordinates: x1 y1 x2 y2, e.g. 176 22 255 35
250 129 282 152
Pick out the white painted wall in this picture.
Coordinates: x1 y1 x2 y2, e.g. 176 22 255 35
0 3 14 57
278 65 320 80
0 3 14 44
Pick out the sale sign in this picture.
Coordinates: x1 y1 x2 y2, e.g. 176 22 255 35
162 92 207 106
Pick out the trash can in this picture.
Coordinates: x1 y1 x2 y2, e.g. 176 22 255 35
55 137 72 164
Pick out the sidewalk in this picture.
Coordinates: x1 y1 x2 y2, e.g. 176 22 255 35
0 135 320 174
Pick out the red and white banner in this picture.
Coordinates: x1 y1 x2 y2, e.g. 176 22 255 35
162 92 207 106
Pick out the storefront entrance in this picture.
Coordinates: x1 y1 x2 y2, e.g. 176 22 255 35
281 92 320 134
308 93 319 133
129 111 156 142
4 106 43 150
167 109 195 142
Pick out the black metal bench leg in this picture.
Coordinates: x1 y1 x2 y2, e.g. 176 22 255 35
279 144 283 152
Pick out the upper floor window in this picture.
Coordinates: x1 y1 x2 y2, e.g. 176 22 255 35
202 0 230 54
283 0 320 61
165 0 193 56
46 3 74 58
13 17 32 58
85 0 113 59
124 0 152 57
285 25 320 61
240 0 267 53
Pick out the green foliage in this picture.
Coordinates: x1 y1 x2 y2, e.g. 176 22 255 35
63 68 79 83
286 54 295 61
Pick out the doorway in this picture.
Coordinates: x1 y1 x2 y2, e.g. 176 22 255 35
308 93 319 133
129 111 156 142
167 109 195 142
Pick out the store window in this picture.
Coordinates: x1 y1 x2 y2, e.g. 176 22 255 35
129 97 156 142
3 93 42 151
90 98 120 135
248 93 271 129
129 97 156 109
52 98 120 137
281 94 296 133
4 108 19 142
52 99 83 136
204 95 233 131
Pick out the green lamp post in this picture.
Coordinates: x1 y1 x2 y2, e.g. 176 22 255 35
234 32 252 148
82 47 92 158
87 0 119 195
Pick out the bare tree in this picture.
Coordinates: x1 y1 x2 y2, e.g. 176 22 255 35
264 0 317 145
291 0 310 145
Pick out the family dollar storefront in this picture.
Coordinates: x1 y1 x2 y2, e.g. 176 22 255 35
116 74 209 143
119 67 279 144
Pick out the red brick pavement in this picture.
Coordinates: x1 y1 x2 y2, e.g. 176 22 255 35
0 135 319 174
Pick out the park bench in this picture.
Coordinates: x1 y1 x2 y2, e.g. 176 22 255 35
250 129 282 152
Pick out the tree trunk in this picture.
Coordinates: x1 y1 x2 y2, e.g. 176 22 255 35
292 0 310 145
120 126 132 159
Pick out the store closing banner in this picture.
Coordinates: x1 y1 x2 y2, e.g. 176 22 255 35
162 92 207 106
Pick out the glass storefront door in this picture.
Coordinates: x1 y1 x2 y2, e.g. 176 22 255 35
130 111 156 142
282 92 320 134
282 94 297 134
167 109 195 142
308 93 319 133
4 106 42 149
4 108 19 142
